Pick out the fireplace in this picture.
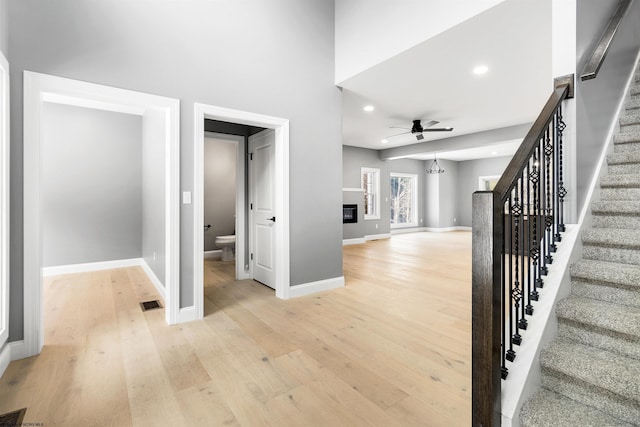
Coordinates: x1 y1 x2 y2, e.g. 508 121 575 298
343 204 357 224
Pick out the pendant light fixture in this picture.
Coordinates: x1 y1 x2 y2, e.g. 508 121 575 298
426 154 445 174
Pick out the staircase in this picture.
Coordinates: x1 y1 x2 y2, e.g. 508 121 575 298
520 68 640 426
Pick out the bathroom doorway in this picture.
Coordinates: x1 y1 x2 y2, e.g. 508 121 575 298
194 103 291 320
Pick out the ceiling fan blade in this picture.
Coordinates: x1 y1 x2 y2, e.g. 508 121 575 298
422 120 440 128
385 131 411 138
388 126 411 130
422 127 454 132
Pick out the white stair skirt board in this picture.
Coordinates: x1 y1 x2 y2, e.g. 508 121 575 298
343 238 366 245
364 233 392 241
0 343 10 379
204 250 222 259
288 276 345 299
500 224 579 426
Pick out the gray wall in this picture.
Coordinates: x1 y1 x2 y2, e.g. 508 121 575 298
41 103 142 267
141 110 167 285
575 0 640 215
456 156 512 227
0 0 7 57
204 135 238 251
342 145 426 238
424 159 459 229
8 0 342 340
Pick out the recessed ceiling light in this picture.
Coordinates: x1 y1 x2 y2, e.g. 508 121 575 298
473 65 489 75
381 139 388 144
491 151 498 155
363 105 375 112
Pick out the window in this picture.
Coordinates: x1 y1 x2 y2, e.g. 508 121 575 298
361 167 380 220
390 173 418 227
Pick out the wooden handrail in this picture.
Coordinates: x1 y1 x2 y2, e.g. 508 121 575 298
581 0 633 81
494 81 571 200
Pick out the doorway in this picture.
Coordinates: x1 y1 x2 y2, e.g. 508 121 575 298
194 104 290 320
23 72 180 358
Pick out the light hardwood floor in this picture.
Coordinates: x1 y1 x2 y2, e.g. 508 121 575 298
0 231 472 426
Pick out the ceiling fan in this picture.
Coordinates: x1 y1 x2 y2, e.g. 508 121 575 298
387 119 453 141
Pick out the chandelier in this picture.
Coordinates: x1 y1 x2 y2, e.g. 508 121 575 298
426 154 445 174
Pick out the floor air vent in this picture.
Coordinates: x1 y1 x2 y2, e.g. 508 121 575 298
0 408 27 426
140 300 162 311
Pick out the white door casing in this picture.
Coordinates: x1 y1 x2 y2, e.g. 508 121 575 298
250 130 276 288
0 50 9 353
23 72 180 358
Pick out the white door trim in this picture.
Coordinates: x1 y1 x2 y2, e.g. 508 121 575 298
23 71 180 358
194 103 290 319
0 50 9 359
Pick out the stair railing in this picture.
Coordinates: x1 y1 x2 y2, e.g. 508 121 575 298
471 74 574 427
581 0 633 81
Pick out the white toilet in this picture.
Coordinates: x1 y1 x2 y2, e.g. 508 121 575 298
215 235 236 261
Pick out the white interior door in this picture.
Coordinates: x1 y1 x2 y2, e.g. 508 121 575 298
249 130 276 288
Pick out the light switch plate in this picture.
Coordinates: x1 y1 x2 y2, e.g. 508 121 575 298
183 191 192 204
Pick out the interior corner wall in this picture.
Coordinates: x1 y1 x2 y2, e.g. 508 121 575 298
203 135 238 251
437 159 459 228
41 102 143 267
0 0 7 57
575 0 640 216
8 0 341 339
141 109 166 285
456 156 512 227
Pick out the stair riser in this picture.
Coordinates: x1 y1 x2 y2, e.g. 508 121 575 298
614 141 640 153
592 215 640 230
541 369 640 424
614 134 640 144
583 245 640 266
557 321 640 360
571 279 640 308
607 163 640 174
600 188 640 200
620 113 640 127
627 98 640 111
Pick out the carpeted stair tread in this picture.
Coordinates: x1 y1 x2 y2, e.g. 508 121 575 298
520 389 635 427
626 96 640 111
540 338 640 402
608 150 640 165
571 259 640 289
556 297 640 339
591 200 640 214
600 173 640 187
632 85 640 96
620 111 640 127
582 228 640 248
614 133 640 144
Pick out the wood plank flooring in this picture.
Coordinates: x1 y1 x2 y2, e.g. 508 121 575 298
0 231 472 426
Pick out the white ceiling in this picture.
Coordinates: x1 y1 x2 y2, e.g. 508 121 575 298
340 0 552 161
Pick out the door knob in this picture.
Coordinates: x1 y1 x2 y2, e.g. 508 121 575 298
267 216 276 222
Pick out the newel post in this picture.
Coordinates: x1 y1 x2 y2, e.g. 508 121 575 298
472 191 503 427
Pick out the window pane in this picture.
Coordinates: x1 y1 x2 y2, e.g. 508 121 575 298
390 174 416 226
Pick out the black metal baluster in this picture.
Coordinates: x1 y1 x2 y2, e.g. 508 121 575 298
544 126 555 264
525 161 534 316
518 173 528 330
557 105 567 233
531 142 542 297
512 185 523 346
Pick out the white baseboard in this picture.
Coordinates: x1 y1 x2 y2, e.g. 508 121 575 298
288 276 345 298
141 260 166 302
423 226 471 232
204 250 222 259
343 238 365 245
177 306 198 324
0 342 10 379
9 340 27 361
43 258 142 276
364 233 391 241
391 227 426 235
